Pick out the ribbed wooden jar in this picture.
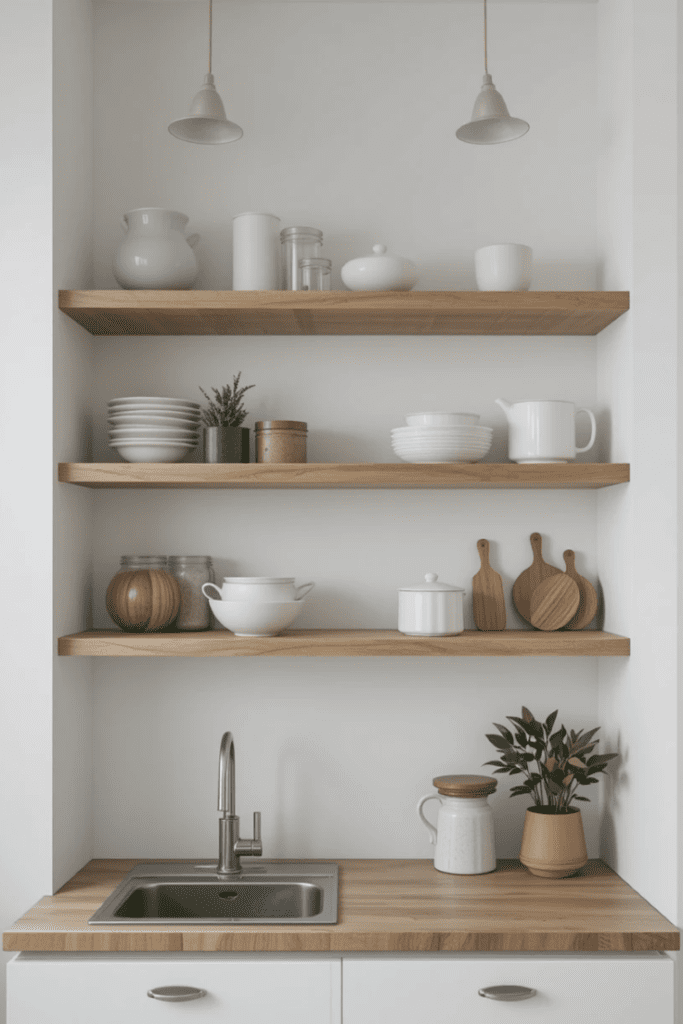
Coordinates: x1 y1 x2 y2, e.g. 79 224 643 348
255 420 307 463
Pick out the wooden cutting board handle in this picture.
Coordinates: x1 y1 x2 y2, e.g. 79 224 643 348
562 549 599 630
472 539 506 631
529 573 580 631
512 532 563 624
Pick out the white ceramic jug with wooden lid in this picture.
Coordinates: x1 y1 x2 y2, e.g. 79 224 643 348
417 774 497 874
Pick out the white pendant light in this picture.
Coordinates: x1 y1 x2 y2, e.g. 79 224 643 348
456 0 529 145
169 0 243 145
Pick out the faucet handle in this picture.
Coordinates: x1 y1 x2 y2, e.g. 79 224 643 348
253 812 261 842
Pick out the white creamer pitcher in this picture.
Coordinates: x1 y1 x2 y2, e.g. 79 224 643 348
113 208 200 289
496 399 596 464
417 774 497 875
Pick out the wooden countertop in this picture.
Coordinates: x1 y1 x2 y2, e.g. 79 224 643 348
3 858 678 953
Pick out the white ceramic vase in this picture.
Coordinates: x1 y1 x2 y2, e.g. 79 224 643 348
113 208 199 290
475 243 532 291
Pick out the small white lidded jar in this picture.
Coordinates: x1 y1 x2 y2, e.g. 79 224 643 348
398 573 465 636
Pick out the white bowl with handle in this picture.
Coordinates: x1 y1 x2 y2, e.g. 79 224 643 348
208 598 304 636
202 577 314 602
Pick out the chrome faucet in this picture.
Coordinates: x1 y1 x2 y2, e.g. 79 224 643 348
217 731 263 875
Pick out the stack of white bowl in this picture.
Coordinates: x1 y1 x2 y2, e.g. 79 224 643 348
391 412 493 463
108 396 201 463
201 577 314 637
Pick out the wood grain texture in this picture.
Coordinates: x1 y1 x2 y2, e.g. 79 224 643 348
562 549 599 630
529 574 580 631
3 858 677 953
58 290 630 337
472 539 506 630
57 463 631 490
57 629 630 657
513 533 564 624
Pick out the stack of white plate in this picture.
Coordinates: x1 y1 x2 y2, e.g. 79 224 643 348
108 396 201 463
391 412 492 464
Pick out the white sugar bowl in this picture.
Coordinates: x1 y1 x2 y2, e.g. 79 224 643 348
341 244 419 292
398 573 465 636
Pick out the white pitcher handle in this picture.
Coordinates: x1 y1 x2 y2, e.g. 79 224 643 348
417 794 441 845
187 233 200 249
295 582 315 600
201 582 223 601
575 408 597 453
120 216 128 232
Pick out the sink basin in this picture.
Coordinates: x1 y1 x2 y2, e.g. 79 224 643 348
88 861 338 925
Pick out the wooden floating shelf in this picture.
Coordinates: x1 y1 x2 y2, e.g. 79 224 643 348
58 462 630 490
58 629 630 657
58 290 630 337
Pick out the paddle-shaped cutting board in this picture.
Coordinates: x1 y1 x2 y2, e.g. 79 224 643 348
472 539 506 630
562 549 599 630
512 532 563 624
529 573 580 631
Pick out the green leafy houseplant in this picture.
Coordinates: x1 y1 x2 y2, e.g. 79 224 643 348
485 706 617 813
199 373 255 428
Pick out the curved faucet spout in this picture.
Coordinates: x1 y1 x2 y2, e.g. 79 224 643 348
218 731 235 816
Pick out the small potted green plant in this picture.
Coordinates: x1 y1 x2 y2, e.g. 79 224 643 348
200 373 255 463
485 706 617 878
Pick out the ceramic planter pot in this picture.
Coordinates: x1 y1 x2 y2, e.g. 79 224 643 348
203 427 250 463
519 806 588 878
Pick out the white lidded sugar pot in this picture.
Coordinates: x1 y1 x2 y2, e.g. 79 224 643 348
398 573 464 636
417 774 497 875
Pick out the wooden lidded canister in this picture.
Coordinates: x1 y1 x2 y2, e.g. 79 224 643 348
255 420 307 463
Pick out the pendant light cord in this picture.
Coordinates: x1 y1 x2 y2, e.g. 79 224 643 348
208 0 213 75
484 0 488 74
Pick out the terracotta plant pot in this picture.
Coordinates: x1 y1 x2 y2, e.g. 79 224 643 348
519 806 588 878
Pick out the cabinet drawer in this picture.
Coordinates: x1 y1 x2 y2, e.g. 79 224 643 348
8 954 341 1024
342 955 673 1024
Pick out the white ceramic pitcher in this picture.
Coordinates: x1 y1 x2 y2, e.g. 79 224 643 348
113 208 200 289
496 399 596 464
417 775 497 875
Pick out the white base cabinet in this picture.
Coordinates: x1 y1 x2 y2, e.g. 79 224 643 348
7 954 341 1024
7 953 674 1024
342 955 674 1024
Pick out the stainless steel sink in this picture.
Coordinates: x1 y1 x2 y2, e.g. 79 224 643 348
89 861 339 925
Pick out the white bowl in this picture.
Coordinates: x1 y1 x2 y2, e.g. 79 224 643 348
110 441 194 463
109 396 200 409
109 426 198 439
405 412 480 426
392 451 486 464
108 412 200 427
208 598 304 637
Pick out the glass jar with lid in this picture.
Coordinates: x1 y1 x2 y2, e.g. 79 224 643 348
120 555 168 570
168 556 214 631
280 226 323 290
299 257 331 291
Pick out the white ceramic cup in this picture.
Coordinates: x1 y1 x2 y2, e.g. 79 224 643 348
475 243 533 291
202 577 315 603
501 400 597 463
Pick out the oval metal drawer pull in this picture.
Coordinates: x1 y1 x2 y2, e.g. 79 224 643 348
478 985 537 1001
147 986 207 1002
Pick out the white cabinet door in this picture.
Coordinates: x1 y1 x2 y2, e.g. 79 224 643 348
342 955 673 1024
7 954 341 1024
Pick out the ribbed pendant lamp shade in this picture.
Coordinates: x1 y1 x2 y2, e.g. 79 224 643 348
169 0 243 145
456 0 529 145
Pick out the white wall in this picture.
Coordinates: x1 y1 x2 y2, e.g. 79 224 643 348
0 0 56 1017
52 0 95 892
87 1 607 860
597 0 679 924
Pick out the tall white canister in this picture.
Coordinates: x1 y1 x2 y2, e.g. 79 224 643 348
232 212 281 290
417 774 497 874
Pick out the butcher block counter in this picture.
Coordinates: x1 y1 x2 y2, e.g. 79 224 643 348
3 858 678 953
